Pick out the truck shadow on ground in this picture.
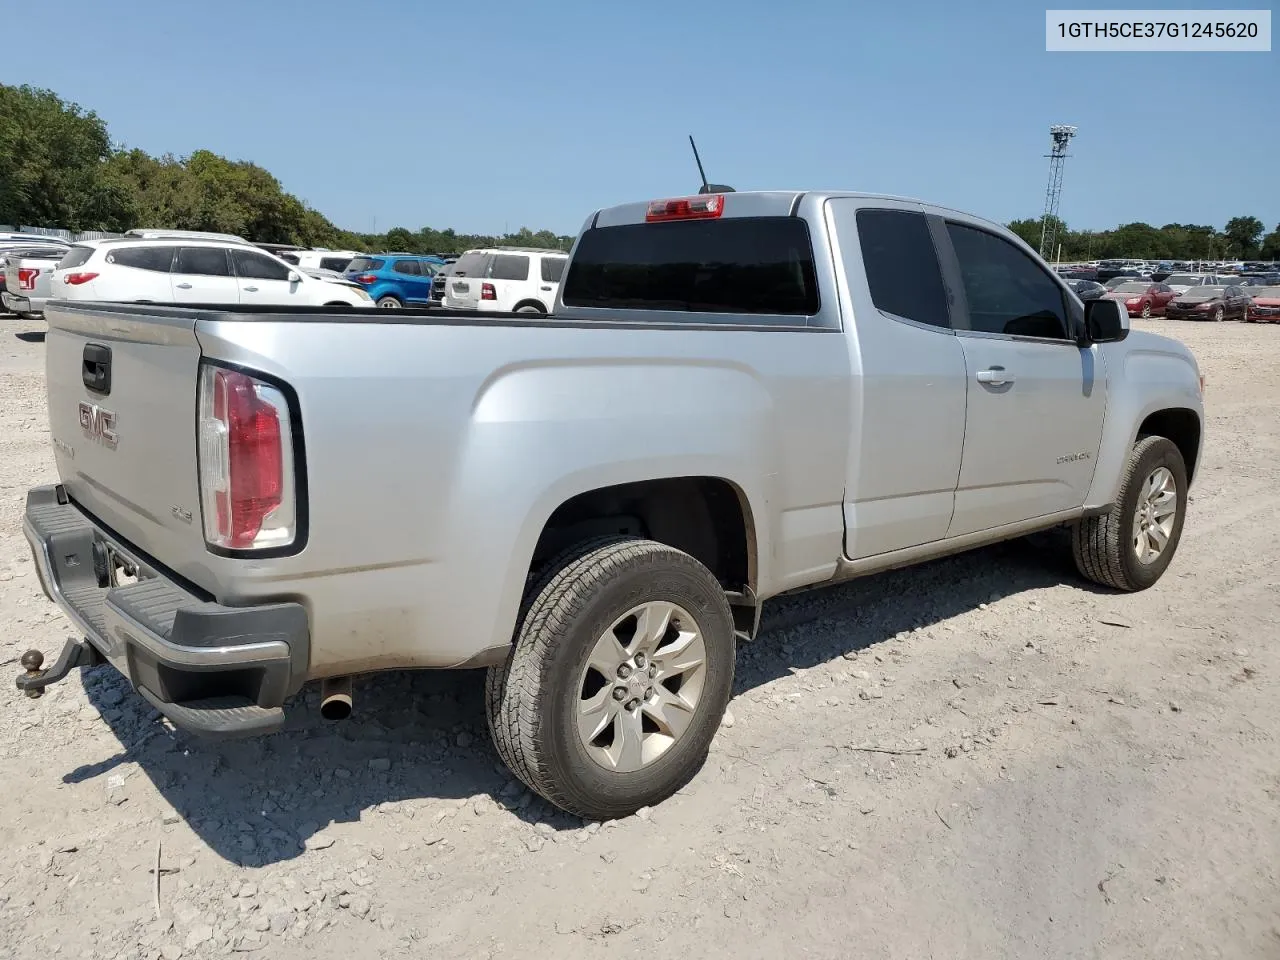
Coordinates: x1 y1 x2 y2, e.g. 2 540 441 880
14 330 45 343
60 530 1099 865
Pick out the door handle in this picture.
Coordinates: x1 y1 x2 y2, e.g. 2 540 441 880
540 286 552 291
244 286 259 292
976 367 1014 386
176 282 192 289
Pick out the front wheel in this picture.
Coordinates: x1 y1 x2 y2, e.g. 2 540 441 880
1213 307 1224 322
486 538 735 820
1071 436 1188 592
1141 301 1152 319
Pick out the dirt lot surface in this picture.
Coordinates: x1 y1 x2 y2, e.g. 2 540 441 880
0 317 1276 960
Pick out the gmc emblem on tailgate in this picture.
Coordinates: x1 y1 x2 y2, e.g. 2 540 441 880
78 401 118 447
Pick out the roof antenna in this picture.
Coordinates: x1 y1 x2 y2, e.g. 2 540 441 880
689 135 735 194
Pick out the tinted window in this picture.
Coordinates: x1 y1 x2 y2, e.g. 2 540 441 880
231 249 291 281
490 254 530 281
452 252 489 277
541 257 566 283
563 217 820 316
320 257 352 272
392 259 422 276
946 223 1069 339
175 247 231 277
278 253 300 265
57 246 95 270
346 257 384 273
855 209 949 328
108 246 174 272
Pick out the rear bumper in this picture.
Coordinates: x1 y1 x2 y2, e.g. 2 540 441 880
22 484 310 738
2 292 44 315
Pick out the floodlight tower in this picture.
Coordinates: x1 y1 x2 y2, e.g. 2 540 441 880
1038 124 1077 260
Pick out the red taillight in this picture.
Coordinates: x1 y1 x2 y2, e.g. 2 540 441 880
645 194 725 222
355 274 376 284
481 282 496 301
17 267 40 291
198 365 296 551
63 272 98 285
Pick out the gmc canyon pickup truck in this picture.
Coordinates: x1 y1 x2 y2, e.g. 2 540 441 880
18 191 1204 820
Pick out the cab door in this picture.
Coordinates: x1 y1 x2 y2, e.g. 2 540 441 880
939 218 1106 537
826 199 969 559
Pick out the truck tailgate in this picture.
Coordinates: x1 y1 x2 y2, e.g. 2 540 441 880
46 305 207 569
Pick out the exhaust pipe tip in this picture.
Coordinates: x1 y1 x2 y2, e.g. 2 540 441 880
320 677 352 721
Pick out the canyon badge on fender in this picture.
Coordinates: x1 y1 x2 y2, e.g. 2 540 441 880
78 401 118 448
1056 451 1092 465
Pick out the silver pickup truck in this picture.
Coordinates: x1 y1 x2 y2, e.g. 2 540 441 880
2 244 70 319
18 191 1204 820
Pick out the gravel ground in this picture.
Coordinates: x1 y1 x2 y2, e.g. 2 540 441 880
1 317 1277 960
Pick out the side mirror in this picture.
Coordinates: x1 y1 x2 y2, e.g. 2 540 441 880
287 270 302 283
1081 297 1129 346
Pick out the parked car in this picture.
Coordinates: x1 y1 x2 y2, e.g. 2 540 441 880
442 247 568 314
1065 279 1106 301
1 235 70 307
1165 285 1250 321
1239 273 1280 287
2 245 72 318
344 254 445 308
1104 281 1176 318
1103 275 1140 290
17 189 1204 820
50 238 374 308
1163 273 1219 295
1245 286 1280 323
279 249 361 273
429 261 454 305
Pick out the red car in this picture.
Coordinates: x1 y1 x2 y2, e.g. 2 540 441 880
1245 285 1280 323
1104 281 1176 318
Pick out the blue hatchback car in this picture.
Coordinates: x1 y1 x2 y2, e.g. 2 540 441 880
346 254 446 308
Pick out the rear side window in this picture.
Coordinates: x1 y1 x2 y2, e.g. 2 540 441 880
175 247 231 277
451 252 489 277
57 246 95 270
231 249 292 281
563 217 819 316
347 257 384 273
320 256 352 272
490 255 529 281
107 245 175 272
392 259 422 275
278 253 300 265
540 257 567 283
856 209 949 328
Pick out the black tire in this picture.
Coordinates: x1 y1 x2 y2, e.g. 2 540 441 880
1071 436 1188 592
486 537 735 820
513 301 546 315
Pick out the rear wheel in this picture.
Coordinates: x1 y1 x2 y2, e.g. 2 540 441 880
1071 436 1188 592
376 295 403 309
486 537 735 820
514 301 546 315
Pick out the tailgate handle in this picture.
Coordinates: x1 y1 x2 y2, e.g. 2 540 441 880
82 344 112 395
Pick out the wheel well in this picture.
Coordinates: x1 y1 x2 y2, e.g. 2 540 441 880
1138 408 1201 482
512 299 546 313
323 301 352 307
532 476 755 595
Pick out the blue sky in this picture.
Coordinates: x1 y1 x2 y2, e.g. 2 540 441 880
4 0 1275 236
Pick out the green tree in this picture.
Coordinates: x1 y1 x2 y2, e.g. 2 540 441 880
1261 224 1280 261
1223 216 1264 257
0 84 134 229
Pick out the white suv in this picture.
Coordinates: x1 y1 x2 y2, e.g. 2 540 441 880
442 247 567 314
51 238 374 308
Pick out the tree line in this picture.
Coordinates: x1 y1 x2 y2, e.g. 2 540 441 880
1007 214 1280 262
4 83 1276 261
0 83 574 254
